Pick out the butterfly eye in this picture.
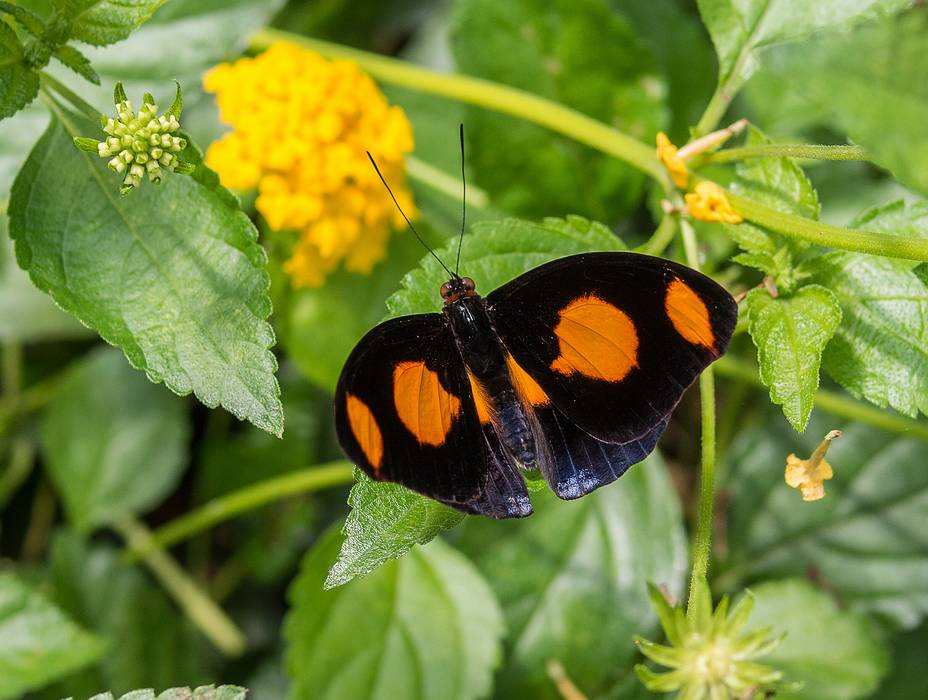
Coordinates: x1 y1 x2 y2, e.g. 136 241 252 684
462 277 476 292
440 281 453 299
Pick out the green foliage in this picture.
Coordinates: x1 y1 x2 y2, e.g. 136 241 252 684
745 285 842 431
0 20 40 119
750 9 928 195
43 533 209 696
451 0 665 220
61 0 167 47
68 685 247 700
38 346 188 531
0 572 106 699
725 413 928 628
454 452 686 699
746 579 889 699
286 528 504 700
868 622 928 699
10 106 284 435
696 0 910 99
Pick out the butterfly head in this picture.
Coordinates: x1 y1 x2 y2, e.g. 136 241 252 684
440 276 476 304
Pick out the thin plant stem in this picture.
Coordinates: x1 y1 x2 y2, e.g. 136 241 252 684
39 72 100 120
20 478 56 561
125 461 355 561
112 517 247 657
704 143 868 164
680 219 718 604
0 437 35 509
714 356 928 441
638 216 678 257
249 29 671 190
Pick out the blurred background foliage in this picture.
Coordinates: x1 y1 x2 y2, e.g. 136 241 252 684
1 0 927 699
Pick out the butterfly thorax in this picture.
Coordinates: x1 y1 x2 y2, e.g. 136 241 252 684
444 295 537 468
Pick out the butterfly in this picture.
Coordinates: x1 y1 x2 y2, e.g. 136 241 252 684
335 129 737 519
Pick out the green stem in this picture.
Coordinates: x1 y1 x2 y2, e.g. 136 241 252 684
407 155 489 208
112 517 247 657
724 189 928 262
0 437 35 509
680 219 718 604
125 461 354 561
39 71 100 120
637 216 678 257
714 356 928 441
705 143 868 164
695 87 733 137
249 29 670 190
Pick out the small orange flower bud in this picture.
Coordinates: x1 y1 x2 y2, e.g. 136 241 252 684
684 181 743 224
656 132 689 188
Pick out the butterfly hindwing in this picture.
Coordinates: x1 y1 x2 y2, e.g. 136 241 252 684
488 252 737 446
334 314 531 518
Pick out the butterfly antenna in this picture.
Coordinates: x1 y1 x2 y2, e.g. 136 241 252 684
366 151 456 279
454 123 466 276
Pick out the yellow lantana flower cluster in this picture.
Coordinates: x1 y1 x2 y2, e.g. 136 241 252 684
203 42 416 287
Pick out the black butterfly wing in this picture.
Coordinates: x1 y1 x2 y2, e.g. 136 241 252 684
334 313 531 518
487 251 737 446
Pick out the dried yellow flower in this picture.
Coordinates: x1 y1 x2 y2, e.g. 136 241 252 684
656 132 689 188
203 42 416 287
785 430 841 501
685 181 743 224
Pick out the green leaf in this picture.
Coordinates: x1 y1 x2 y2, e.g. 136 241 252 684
811 204 928 417
53 44 100 84
9 107 283 435
73 685 247 700
61 0 167 47
0 215 89 342
451 0 666 220
0 20 39 120
44 532 210 696
749 9 928 195
328 216 624 582
454 451 687 699
0 571 106 700
38 346 189 531
696 0 910 98
724 411 928 628
325 470 465 589
866 621 928 700
0 1 46 37
745 285 842 431
286 528 504 700
746 579 889 700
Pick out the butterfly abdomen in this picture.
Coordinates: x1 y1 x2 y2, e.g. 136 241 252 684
446 296 538 468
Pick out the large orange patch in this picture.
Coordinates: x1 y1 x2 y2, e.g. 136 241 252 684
507 354 550 407
346 393 383 471
665 278 714 348
393 360 462 446
549 295 638 382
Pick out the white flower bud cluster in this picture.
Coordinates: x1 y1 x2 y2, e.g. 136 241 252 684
96 98 187 193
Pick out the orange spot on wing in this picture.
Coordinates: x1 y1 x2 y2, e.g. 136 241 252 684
466 371 493 424
506 354 550 406
346 393 383 471
393 360 462 446
665 278 715 348
549 295 638 382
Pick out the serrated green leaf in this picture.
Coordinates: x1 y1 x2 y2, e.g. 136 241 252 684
746 579 889 699
0 572 106 699
696 0 910 100
749 9 928 195
451 0 666 219
329 216 624 581
78 685 247 700
38 346 189 530
325 470 465 588
44 532 209 696
61 0 167 47
733 127 820 220
53 43 100 84
0 20 39 120
0 1 45 36
9 108 283 435
454 451 687 699
287 528 504 700
811 208 928 415
725 412 928 628
746 285 842 431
